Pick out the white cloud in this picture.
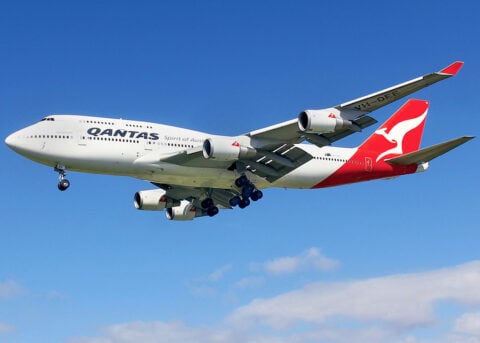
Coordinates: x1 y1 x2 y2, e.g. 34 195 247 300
46 290 70 301
191 248 337 299
233 276 265 290
448 336 480 343
70 321 400 343
70 261 480 343
188 264 233 298
186 264 233 297
256 247 339 275
189 285 218 298
454 312 480 336
208 264 233 282
230 261 480 330
68 321 242 343
0 279 23 299
0 323 15 334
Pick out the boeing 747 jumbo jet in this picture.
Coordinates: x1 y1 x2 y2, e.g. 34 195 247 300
5 62 474 220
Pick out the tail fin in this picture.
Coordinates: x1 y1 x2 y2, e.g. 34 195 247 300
358 99 429 162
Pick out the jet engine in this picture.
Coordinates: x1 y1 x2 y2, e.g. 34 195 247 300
134 189 179 210
165 200 197 220
202 137 256 161
298 109 353 133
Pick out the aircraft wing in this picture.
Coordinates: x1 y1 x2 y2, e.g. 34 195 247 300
136 62 463 184
139 143 315 183
247 61 464 145
230 62 462 181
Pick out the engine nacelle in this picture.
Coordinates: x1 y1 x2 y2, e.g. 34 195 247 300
202 136 256 161
134 189 179 211
298 109 353 133
165 200 197 220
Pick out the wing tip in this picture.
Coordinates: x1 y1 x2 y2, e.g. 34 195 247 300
439 61 464 75
406 98 430 105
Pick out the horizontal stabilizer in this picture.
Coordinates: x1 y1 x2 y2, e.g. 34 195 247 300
385 136 474 165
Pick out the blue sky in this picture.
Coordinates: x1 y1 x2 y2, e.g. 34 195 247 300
1 1 479 342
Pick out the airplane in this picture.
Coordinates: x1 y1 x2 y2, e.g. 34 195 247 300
5 61 474 220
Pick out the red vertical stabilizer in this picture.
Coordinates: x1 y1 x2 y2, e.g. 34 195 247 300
358 99 429 162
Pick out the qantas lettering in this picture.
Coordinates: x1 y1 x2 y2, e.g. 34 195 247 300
87 127 160 140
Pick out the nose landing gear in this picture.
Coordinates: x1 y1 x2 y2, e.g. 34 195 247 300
58 178 70 191
55 165 70 191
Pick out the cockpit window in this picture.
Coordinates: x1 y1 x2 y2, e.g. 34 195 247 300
40 117 55 122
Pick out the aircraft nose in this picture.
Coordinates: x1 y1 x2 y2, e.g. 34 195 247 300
5 132 17 149
5 129 39 157
5 130 28 153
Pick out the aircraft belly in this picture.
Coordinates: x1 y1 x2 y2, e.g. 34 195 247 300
26 142 139 175
272 159 340 189
138 164 237 189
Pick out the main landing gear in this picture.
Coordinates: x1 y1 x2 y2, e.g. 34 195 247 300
201 174 263 216
201 197 219 217
55 165 70 191
229 175 263 209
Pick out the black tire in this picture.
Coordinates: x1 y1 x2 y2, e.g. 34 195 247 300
201 198 214 209
242 184 254 199
207 206 219 217
235 175 248 187
251 190 263 201
229 196 241 207
58 179 70 191
238 198 250 209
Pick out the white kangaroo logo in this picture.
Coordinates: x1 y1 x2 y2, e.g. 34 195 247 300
374 110 427 162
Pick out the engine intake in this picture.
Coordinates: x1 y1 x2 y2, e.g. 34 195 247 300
165 200 197 220
203 136 256 161
298 109 353 133
134 189 179 210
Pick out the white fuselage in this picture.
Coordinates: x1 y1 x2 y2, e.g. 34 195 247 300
5 115 356 190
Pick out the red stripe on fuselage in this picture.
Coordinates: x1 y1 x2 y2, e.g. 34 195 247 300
312 153 417 188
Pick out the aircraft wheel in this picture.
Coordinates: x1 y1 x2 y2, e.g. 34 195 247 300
201 198 214 209
251 190 263 201
235 175 248 187
58 179 70 191
242 184 254 199
238 198 250 209
229 196 241 207
207 206 219 217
